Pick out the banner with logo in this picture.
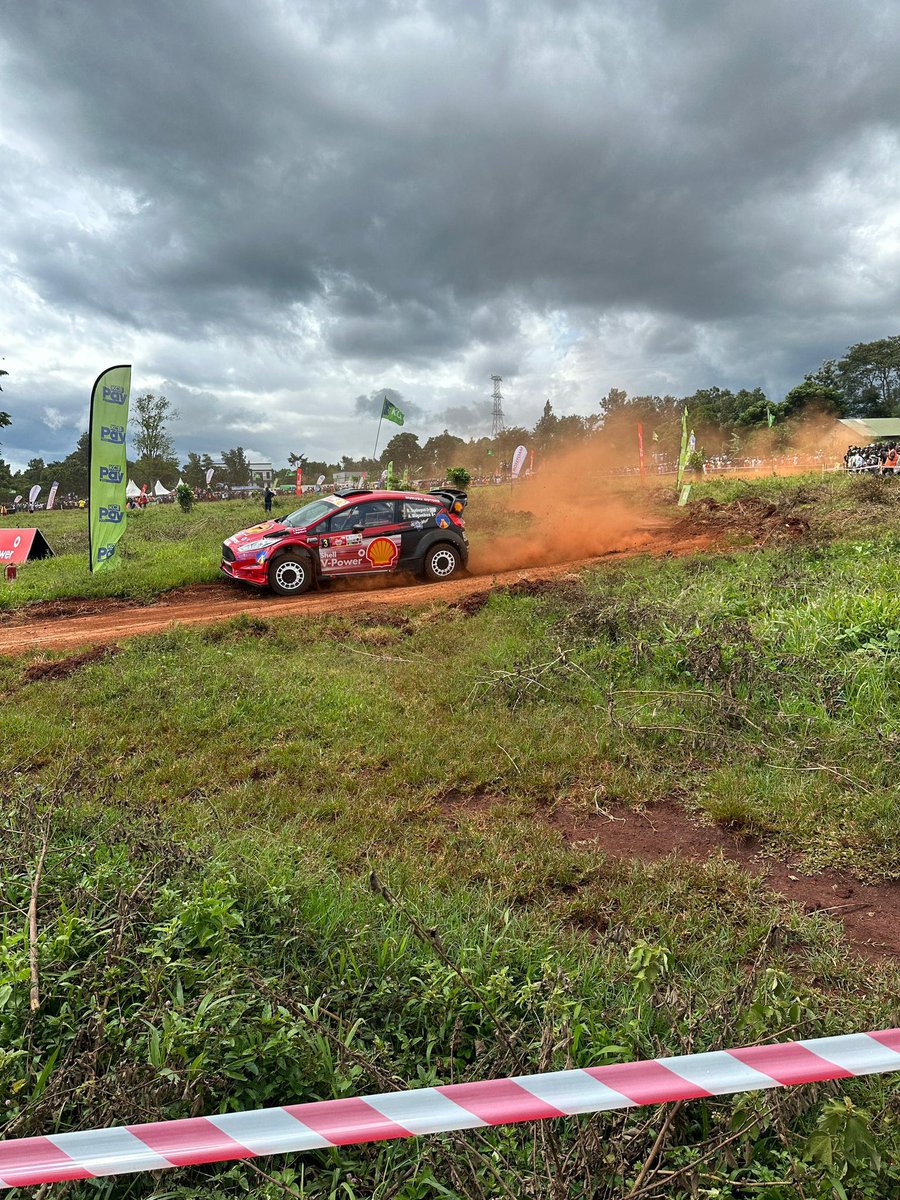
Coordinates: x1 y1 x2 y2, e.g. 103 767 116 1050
46 481 60 510
637 422 645 482
295 467 303 497
88 364 131 572
205 467 215 486
28 484 41 505
511 444 528 478
316 473 326 489
676 406 689 489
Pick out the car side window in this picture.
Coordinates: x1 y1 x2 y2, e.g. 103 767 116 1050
357 501 397 528
322 504 360 533
324 501 396 532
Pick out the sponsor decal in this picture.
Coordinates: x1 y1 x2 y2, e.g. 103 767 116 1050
99 464 124 484
436 513 451 529
96 544 117 562
100 424 126 444
99 503 124 524
366 536 399 568
102 384 128 405
256 552 268 564
0 534 22 560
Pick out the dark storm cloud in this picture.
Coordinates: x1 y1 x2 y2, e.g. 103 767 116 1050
4 0 900 465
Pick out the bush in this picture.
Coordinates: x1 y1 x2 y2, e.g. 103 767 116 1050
447 466 471 489
176 482 194 513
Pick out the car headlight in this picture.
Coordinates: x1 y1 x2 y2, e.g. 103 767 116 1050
241 538 276 553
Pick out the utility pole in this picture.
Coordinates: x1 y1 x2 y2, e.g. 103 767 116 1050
491 375 505 438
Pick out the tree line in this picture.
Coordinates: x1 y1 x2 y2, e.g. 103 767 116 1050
3 334 900 496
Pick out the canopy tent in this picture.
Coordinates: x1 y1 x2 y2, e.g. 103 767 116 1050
176 477 185 488
153 480 172 496
839 419 900 441
125 480 142 498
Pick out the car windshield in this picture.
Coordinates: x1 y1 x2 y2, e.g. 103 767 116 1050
280 497 343 528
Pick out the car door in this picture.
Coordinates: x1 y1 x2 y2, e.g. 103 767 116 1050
396 498 441 565
316 500 403 575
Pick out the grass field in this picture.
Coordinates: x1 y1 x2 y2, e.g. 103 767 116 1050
2 474 900 1198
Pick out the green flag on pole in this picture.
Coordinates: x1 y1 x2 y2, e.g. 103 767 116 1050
767 407 775 428
676 406 689 489
382 397 405 426
88 364 131 573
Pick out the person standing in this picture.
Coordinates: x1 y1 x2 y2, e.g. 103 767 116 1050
264 485 274 513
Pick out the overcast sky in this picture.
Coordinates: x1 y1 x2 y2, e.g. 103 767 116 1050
3 0 900 470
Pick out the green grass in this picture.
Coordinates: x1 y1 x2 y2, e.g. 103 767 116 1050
3 477 900 1196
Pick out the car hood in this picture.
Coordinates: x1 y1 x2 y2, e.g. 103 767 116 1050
224 520 291 550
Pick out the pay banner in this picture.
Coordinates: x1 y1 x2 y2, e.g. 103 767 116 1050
88 365 131 573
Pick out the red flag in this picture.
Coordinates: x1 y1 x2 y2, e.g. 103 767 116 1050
637 422 645 482
295 467 303 496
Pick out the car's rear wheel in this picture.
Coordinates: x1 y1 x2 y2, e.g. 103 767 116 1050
423 543 461 582
269 553 313 595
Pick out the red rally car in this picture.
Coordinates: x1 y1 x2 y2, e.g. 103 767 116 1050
221 488 469 595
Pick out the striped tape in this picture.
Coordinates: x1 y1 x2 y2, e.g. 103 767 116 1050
2 1029 899 1188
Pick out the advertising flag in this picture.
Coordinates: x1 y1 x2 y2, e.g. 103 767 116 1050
767 407 775 428
28 484 41 505
316 473 326 489
88 364 131 572
511 444 528 478
382 397 405 426
295 467 303 496
676 407 689 489
637 422 645 482
47 481 60 510
205 467 215 485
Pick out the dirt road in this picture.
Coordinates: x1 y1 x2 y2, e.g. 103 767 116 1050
0 524 691 655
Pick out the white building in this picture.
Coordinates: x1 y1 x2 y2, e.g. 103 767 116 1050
211 457 275 485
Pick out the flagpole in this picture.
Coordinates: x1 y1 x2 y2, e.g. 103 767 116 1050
372 413 384 462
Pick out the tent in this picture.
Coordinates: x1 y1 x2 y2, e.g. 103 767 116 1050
125 480 141 498
176 477 185 488
154 480 172 496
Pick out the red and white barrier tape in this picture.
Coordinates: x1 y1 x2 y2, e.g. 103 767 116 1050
2 1029 899 1188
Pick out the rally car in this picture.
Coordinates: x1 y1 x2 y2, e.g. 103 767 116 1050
221 488 469 595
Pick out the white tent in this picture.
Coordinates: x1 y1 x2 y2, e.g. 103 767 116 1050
176 477 185 488
125 480 141 498
154 479 172 496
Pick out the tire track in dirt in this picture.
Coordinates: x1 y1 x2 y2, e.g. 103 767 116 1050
554 802 900 962
0 524 699 656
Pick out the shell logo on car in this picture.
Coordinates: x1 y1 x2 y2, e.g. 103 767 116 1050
366 537 399 568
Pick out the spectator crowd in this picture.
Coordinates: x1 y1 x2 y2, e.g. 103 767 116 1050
843 444 900 474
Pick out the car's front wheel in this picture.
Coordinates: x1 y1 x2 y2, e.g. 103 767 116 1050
423 543 461 582
269 553 313 595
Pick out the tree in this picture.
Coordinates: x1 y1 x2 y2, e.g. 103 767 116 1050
446 466 471 488
182 451 216 489
220 446 252 486
42 431 91 497
132 393 179 481
421 431 465 476
838 337 900 416
781 379 843 421
0 408 9 453
380 432 421 474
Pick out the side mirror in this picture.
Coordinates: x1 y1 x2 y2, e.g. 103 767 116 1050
352 524 365 534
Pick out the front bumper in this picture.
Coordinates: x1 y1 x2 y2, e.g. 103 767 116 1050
220 557 269 587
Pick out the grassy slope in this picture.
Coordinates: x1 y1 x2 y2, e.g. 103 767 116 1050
3 479 900 1196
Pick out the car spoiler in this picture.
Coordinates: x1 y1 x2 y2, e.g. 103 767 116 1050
429 487 468 511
